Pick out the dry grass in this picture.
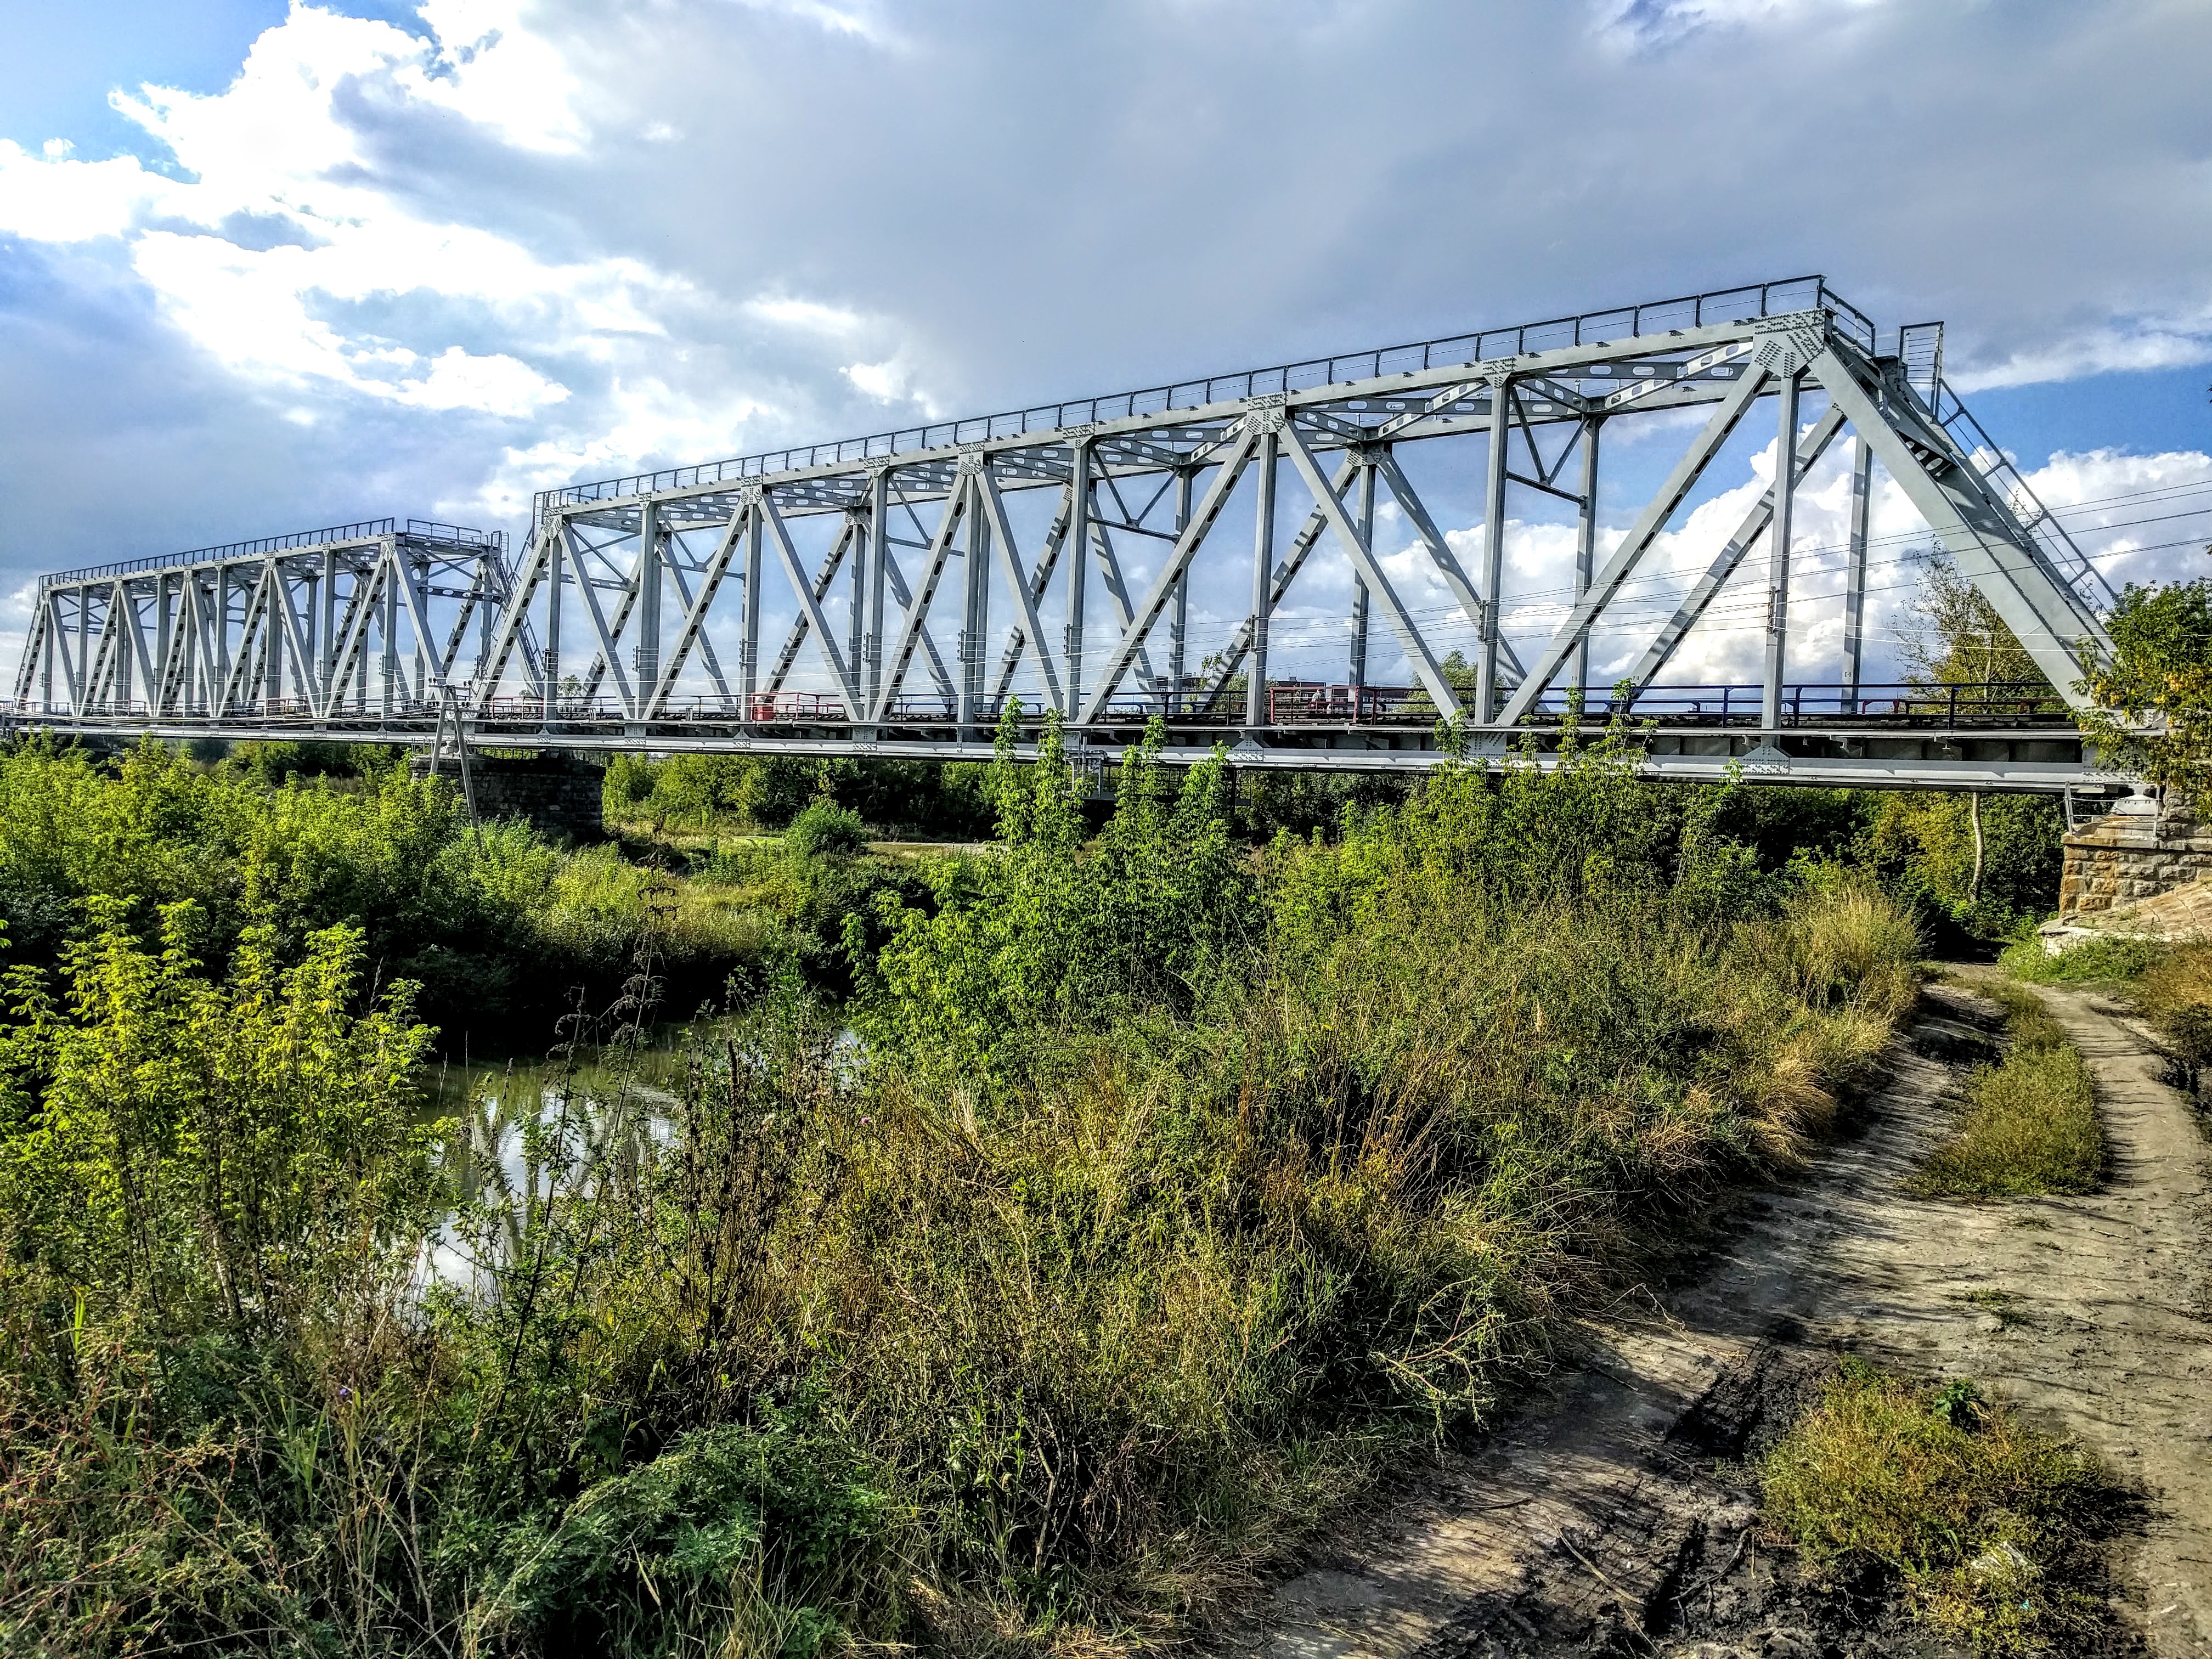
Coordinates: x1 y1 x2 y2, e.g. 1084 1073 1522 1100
1762 1358 2126 1654
1914 984 2103 1198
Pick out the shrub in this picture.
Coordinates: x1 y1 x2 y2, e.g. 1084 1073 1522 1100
783 800 869 859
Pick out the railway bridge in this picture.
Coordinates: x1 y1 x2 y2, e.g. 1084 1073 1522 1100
6 277 2135 799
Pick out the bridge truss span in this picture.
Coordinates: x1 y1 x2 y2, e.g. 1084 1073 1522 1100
9 277 2129 794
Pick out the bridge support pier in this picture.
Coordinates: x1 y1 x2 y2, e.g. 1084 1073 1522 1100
2057 792 2212 919
409 750 606 842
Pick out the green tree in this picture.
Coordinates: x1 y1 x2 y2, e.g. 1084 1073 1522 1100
2079 575 2212 789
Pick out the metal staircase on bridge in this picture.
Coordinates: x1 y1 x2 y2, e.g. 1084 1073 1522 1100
8 277 2128 796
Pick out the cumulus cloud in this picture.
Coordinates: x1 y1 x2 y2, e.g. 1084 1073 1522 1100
0 0 2208 656
0 1 912 544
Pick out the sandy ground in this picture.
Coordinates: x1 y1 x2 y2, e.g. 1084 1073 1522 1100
1217 975 2212 1658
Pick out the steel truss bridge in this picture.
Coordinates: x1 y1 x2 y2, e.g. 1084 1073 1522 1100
7 278 2134 795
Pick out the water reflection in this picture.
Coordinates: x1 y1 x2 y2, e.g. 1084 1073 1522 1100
419 1025 697 1285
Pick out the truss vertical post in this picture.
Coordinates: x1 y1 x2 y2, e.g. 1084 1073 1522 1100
635 499 661 720
1065 443 1091 721
154 579 172 715
1842 435 1872 714
1760 370 1803 735
866 470 889 709
319 552 337 716
1479 377 1510 724
381 546 400 723
1350 457 1373 702
76 589 90 716
1575 418 1602 698
545 524 565 721
113 585 133 712
742 503 763 717
1246 424 1279 730
1169 470 1192 716
847 509 865 686
212 570 232 714
260 563 280 713
38 594 53 714
961 472 990 733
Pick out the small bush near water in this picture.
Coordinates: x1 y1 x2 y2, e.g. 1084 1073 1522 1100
1762 1358 2123 1654
1915 983 2103 1198
0 713 1922 1655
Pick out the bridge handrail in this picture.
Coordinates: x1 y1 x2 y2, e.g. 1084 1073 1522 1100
536 275 1868 520
39 518 506 590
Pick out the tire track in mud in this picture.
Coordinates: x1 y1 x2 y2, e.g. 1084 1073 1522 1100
1218 977 2212 1658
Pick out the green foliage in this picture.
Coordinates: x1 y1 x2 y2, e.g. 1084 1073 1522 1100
606 751 996 840
1914 983 2103 1197
479 1405 888 1657
0 737 777 1040
784 800 869 859
1 902 435 1322
2079 576 2212 789
1853 791 2063 941
854 706 1256 1079
1999 932 2163 986
1762 1358 2118 1652
1901 553 2061 701
230 740 402 786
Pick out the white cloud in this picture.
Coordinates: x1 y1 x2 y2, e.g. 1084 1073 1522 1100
1953 323 2212 393
0 1 908 522
0 142 177 240
1594 0 1885 48
842 356 941 417
2023 448 2212 594
749 296 865 334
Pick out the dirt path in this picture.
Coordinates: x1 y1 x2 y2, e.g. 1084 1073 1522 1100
1218 977 2212 1658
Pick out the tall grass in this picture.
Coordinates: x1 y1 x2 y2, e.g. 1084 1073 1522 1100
1915 984 2103 1198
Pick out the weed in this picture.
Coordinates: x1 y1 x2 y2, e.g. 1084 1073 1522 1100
1761 1358 2125 1654
1914 985 2103 1198
1949 1289 2035 1329
2000 932 2163 986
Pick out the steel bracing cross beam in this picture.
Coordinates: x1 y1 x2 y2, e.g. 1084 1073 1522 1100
9 279 2125 793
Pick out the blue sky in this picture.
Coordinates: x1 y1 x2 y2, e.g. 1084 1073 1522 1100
1 0 2208 696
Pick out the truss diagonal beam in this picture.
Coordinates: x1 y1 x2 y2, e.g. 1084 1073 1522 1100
1808 345 2111 707
760 497 860 718
1372 452 1525 684
1279 421 1459 717
1497 360 1775 726
1628 404 1848 690
975 466 1066 715
651 506 751 716
565 525 636 715
764 518 854 697
871 476 972 723
1079 425 1260 726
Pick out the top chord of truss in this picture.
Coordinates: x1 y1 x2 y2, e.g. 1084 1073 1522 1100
44 519 506 590
541 275 1872 517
